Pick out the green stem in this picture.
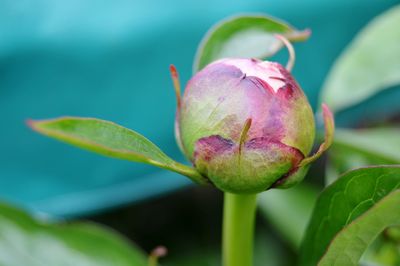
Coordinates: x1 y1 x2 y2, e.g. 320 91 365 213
223 192 258 266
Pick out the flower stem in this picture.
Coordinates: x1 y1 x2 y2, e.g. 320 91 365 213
223 192 258 266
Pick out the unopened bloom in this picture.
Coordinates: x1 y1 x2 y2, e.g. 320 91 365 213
171 42 334 194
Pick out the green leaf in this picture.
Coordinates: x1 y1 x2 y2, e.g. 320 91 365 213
320 5 400 112
299 166 400 266
319 191 400 266
333 128 400 163
327 127 400 184
0 201 147 266
258 183 318 249
29 117 207 184
193 14 310 72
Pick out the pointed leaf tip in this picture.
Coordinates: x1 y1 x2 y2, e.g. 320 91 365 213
26 118 41 130
290 28 311 41
169 64 182 108
321 103 334 147
170 64 186 156
299 104 335 167
26 118 34 127
28 118 66 135
169 64 178 78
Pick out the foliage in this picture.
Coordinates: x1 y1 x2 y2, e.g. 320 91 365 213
0 202 147 266
299 166 400 266
320 5 400 112
29 117 206 184
193 14 310 72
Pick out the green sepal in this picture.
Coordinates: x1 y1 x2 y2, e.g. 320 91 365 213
299 104 334 167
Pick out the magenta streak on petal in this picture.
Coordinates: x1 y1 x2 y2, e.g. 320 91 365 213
194 135 234 163
269 76 286 82
243 76 275 94
276 63 296 82
269 75 298 100
277 82 295 100
194 135 304 168
276 65 302 96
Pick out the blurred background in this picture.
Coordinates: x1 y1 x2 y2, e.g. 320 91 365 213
0 0 399 265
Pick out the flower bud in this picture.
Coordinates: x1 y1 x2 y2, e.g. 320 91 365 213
172 51 333 194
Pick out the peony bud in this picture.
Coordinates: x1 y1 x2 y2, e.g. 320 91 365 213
171 40 334 194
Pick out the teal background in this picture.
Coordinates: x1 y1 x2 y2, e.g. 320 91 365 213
0 0 398 217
